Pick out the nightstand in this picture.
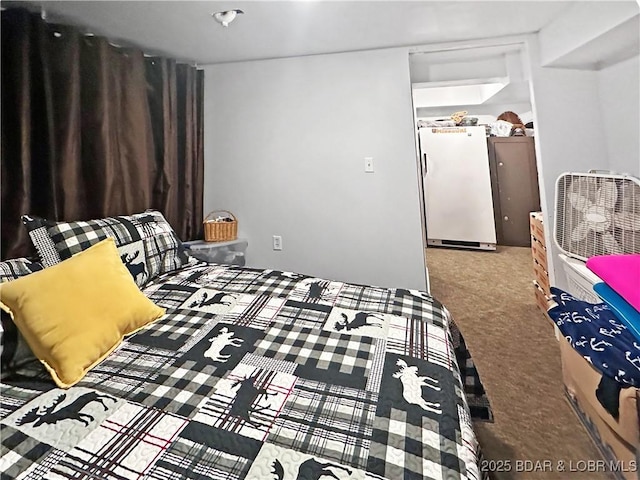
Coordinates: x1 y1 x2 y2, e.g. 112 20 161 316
183 238 248 266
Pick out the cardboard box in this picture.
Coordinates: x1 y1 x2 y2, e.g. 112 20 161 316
533 259 550 297
531 236 548 271
529 211 545 245
533 280 551 313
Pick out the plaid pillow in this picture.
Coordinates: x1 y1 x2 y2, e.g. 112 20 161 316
0 258 43 379
22 210 188 287
0 257 43 281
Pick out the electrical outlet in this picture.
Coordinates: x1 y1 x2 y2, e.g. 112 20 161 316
364 157 374 173
273 235 282 251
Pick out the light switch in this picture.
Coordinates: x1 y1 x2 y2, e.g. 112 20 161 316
365 157 374 173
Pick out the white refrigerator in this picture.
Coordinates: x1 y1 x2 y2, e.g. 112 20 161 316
418 126 496 250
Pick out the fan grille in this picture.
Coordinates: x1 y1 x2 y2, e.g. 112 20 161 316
555 173 640 261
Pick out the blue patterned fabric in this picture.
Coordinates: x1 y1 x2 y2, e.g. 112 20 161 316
594 282 640 343
548 287 640 387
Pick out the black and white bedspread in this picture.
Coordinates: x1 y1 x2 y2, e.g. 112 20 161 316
1 262 482 480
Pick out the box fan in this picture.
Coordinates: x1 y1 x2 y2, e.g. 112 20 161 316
554 170 640 302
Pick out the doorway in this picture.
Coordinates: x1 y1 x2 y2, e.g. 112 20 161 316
409 43 542 258
407 42 571 473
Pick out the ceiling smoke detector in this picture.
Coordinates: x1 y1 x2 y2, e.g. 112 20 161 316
212 9 244 27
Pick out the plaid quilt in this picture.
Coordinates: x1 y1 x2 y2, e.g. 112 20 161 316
1 263 487 480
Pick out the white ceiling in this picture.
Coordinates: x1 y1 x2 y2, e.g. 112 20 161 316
546 14 640 69
7 1 577 64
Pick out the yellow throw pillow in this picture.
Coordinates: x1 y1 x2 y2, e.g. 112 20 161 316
0 237 165 388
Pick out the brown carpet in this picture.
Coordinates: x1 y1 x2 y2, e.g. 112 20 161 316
426 245 608 479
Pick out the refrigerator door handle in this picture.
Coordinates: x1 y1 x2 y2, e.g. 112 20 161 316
423 153 428 175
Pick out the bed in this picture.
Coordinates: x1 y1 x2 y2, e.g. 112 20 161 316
1 212 486 480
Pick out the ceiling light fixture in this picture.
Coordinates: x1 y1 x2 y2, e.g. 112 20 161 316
211 9 244 27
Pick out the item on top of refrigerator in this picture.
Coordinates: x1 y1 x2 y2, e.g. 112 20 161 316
459 117 478 126
490 120 513 137
497 111 526 136
497 111 522 124
417 119 456 128
524 121 535 137
450 111 467 124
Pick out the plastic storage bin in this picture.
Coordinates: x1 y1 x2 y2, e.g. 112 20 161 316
559 253 602 303
183 239 248 266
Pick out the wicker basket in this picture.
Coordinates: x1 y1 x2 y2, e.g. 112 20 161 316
203 210 237 242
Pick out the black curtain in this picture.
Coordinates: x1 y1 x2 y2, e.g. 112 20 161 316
145 58 204 243
1 9 204 259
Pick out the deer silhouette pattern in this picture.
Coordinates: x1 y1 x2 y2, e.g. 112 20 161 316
135 214 158 224
16 392 115 428
192 366 297 441
393 359 441 414
244 444 360 480
187 289 238 312
334 312 384 332
204 327 243 362
293 278 343 303
136 213 165 235
325 307 390 338
396 288 432 303
271 458 352 480
226 375 277 428
262 270 306 281
120 249 146 282
5 388 120 451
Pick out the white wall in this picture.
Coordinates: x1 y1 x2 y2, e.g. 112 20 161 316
415 102 532 122
597 54 640 176
413 57 507 83
202 20 635 294
203 48 427 290
538 1 639 66
527 35 610 290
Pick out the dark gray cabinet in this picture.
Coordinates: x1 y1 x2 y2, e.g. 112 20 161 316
488 137 541 247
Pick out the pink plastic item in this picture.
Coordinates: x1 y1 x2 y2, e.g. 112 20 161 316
586 254 640 312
